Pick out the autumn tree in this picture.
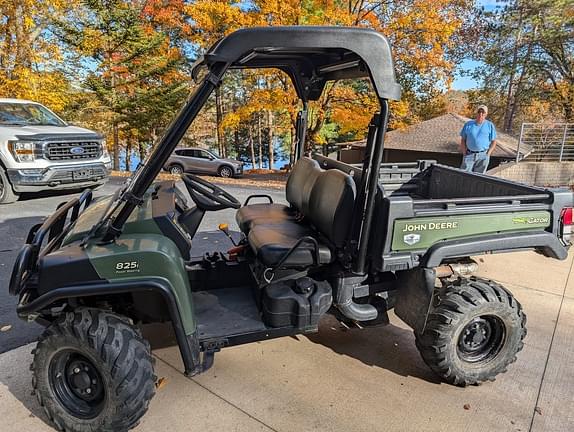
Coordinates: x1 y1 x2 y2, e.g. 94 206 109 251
472 0 574 131
188 0 474 165
54 0 189 169
0 0 75 111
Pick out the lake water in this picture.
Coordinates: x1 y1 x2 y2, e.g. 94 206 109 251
117 149 290 171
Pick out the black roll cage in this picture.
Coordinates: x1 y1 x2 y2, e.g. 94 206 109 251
103 26 403 275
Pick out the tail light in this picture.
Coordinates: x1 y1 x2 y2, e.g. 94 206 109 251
560 207 573 244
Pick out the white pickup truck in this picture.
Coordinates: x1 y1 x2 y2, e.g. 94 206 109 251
0 98 111 203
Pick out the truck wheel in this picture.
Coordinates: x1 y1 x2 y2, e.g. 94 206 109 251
0 166 19 204
415 277 526 386
31 308 156 432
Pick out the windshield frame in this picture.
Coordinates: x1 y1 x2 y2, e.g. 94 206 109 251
0 102 67 127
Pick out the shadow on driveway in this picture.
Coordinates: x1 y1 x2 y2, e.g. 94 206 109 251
0 217 46 354
306 315 441 384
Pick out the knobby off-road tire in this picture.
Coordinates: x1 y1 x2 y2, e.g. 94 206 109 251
415 277 526 386
31 308 156 432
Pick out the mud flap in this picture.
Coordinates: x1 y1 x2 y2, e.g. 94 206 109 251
393 267 436 335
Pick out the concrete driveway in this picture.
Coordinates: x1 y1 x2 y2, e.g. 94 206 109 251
1 249 572 431
1 177 573 431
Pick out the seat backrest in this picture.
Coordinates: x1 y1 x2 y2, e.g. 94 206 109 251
307 169 356 247
285 157 322 212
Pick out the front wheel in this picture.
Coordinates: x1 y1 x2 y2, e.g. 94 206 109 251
0 166 19 204
32 308 156 432
415 277 526 386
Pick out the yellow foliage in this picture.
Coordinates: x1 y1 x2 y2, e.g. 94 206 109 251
187 0 467 144
0 0 77 112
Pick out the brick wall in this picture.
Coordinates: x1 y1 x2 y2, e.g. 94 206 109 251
488 162 574 187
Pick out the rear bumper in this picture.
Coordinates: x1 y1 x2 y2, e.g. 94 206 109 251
7 163 109 192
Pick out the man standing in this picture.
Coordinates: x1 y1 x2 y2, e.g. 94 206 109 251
459 105 497 173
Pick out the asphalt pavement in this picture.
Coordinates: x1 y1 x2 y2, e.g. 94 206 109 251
0 176 285 353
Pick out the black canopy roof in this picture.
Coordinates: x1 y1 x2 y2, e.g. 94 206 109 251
191 26 402 101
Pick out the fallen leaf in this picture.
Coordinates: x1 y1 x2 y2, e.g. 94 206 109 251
0 325 12 332
155 377 168 390
463 404 471 410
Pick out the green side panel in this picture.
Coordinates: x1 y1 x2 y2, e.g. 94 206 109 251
392 211 552 251
86 233 196 335
62 186 161 245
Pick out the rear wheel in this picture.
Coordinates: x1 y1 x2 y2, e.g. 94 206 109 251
169 164 184 175
0 166 19 204
415 277 526 386
218 165 233 178
32 308 156 432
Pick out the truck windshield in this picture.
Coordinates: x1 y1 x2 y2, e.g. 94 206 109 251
0 103 67 127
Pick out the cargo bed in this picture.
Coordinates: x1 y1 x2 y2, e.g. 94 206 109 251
314 155 572 272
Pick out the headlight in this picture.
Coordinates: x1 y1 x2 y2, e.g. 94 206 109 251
8 141 38 163
101 140 110 158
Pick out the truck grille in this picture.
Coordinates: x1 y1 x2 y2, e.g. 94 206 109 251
45 141 101 161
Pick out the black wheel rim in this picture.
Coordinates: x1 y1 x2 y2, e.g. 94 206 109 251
457 315 506 363
49 350 106 419
220 167 232 177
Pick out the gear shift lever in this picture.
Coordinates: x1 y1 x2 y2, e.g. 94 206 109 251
218 223 238 246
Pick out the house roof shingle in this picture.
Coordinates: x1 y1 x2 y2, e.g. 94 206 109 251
339 113 528 159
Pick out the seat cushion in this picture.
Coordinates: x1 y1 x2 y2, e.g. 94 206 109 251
248 223 332 267
307 168 356 246
236 203 295 233
235 157 322 234
285 157 322 214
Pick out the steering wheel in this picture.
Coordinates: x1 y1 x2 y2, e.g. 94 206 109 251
182 173 241 211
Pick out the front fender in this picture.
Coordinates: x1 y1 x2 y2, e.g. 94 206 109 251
17 278 200 376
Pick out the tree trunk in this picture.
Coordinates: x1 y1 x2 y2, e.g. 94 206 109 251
289 125 296 169
257 114 263 169
138 139 145 163
248 125 256 169
125 134 132 172
113 123 119 170
215 86 224 157
267 110 274 170
503 6 523 133
234 127 240 157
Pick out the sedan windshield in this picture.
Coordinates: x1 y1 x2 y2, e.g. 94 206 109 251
0 103 66 126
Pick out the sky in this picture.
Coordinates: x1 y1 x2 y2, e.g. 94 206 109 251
451 0 502 91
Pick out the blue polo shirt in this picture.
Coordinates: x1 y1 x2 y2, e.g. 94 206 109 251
460 120 497 152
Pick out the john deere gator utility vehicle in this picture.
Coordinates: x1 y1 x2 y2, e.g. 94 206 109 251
9 27 574 432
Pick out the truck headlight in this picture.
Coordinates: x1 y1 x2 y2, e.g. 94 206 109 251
8 141 38 162
101 140 110 159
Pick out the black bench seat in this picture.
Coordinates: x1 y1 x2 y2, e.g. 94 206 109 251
235 157 321 233
238 160 357 269
248 223 332 267
235 203 297 233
